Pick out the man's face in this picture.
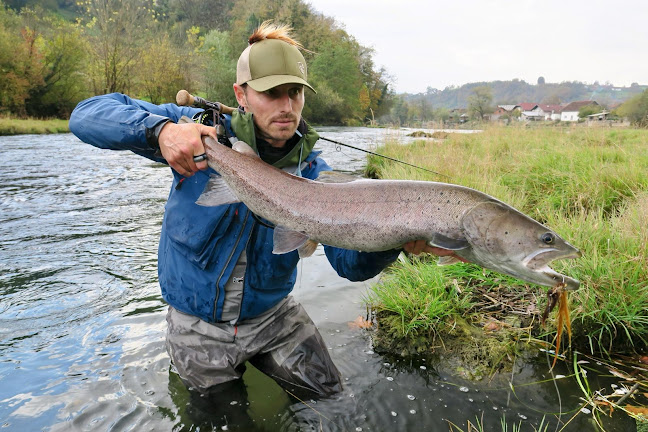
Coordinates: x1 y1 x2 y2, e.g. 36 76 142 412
234 83 305 148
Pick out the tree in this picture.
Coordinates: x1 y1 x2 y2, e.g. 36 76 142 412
139 33 192 104
617 89 648 127
578 104 601 119
21 9 91 117
194 29 237 106
537 76 545 85
468 86 493 121
0 4 37 115
309 41 363 123
79 0 152 95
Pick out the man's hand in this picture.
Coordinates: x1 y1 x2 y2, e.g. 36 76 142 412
402 240 468 262
158 122 218 177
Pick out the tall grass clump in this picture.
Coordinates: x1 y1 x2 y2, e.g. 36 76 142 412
366 256 476 337
0 117 70 135
367 125 648 356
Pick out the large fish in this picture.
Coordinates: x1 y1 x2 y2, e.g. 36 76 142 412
195 126 581 290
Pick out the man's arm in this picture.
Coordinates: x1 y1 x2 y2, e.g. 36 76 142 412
324 241 467 282
69 93 217 175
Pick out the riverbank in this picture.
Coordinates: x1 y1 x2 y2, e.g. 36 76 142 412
0 117 69 135
365 125 648 364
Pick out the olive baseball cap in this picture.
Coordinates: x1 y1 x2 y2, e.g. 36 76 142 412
236 38 316 93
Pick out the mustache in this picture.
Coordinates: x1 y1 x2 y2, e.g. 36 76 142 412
270 114 298 123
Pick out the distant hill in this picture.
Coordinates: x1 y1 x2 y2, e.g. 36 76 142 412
405 80 648 110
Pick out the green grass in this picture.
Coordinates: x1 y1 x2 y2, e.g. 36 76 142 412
0 117 70 135
367 125 648 356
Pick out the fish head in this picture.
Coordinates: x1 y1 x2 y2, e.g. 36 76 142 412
462 201 581 289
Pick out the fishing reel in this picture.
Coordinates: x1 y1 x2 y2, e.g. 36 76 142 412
175 90 238 148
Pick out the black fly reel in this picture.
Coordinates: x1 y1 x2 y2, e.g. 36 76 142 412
192 108 232 148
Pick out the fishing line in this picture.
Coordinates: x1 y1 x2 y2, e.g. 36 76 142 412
318 136 450 179
544 334 564 432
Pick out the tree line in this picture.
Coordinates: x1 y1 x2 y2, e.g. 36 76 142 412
0 0 394 125
2 0 647 127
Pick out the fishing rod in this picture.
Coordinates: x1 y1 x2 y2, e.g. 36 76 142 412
175 90 448 178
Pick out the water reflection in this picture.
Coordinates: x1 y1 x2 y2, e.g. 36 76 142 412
0 132 637 431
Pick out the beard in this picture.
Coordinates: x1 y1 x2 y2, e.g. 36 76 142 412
256 114 300 147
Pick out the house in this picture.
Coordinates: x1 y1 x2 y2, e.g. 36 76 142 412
560 100 600 122
492 105 520 120
448 108 469 123
537 104 563 121
518 103 541 121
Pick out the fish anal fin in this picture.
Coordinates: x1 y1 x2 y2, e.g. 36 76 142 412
273 225 310 254
196 173 240 207
428 233 469 251
298 240 319 258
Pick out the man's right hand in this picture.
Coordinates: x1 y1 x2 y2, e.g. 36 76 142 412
158 122 218 177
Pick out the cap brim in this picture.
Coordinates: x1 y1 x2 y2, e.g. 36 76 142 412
246 75 316 94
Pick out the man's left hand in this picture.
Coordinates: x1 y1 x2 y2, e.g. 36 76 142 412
402 240 468 262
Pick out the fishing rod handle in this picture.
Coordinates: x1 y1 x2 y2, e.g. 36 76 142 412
175 90 235 114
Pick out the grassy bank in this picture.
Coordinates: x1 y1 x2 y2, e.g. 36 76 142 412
366 125 648 360
0 117 70 135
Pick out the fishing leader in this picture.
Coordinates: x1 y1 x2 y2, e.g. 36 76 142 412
69 21 459 401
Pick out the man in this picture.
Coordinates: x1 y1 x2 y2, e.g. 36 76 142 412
70 21 453 400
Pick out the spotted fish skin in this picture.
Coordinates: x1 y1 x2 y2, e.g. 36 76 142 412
197 135 581 290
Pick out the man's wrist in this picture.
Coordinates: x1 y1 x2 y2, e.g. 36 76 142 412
146 119 171 153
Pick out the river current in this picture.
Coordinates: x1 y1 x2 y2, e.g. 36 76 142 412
0 128 636 431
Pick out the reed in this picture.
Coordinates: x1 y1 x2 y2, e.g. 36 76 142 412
0 117 70 135
367 125 648 356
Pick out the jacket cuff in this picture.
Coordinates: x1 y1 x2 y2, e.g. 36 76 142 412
145 117 172 152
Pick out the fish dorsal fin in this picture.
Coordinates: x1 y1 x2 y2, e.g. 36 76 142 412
233 141 260 158
315 171 360 183
272 225 319 257
196 173 240 206
428 233 469 251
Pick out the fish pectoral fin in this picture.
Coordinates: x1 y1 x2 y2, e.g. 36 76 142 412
428 233 469 251
195 173 241 207
437 256 462 266
232 141 260 158
298 240 319 258
272 225 311 255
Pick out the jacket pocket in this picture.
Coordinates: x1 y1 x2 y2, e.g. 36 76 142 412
163 171 235 269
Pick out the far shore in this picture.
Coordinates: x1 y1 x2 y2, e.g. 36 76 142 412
0 117 70 136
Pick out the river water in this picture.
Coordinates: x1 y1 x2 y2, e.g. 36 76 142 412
0 128 637 431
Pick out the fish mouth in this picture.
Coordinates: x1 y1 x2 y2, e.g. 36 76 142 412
523 248 582 290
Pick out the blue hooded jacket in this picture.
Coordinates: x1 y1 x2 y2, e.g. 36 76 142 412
69 93 400 323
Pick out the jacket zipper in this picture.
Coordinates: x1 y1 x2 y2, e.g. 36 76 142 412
232 215 256 325
212 207 250 322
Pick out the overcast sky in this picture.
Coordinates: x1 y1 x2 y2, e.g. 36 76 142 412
305 0 648 94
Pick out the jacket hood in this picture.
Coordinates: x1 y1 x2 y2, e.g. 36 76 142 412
230 110 319 169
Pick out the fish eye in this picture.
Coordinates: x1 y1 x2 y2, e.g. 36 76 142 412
541 232 555 245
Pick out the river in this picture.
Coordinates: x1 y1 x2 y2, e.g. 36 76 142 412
0 128 637 431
